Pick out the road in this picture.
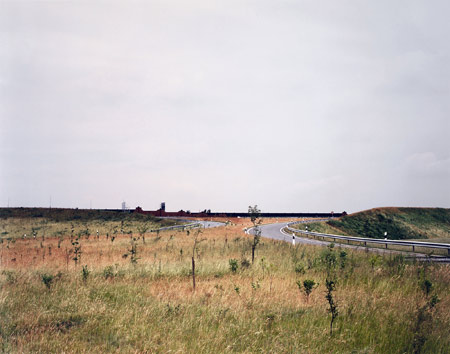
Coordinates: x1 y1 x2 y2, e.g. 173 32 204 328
154 218 225 232
197 220 226 228
249 222 450 261
249 222 336 247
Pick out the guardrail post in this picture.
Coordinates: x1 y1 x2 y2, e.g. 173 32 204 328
385 243 388 249
412 245 415 252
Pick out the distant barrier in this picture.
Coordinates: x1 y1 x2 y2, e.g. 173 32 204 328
150 222 202 232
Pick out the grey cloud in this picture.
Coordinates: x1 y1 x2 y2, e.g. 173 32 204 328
1 0 449 212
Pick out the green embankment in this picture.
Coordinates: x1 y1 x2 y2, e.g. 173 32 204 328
304 208 450 240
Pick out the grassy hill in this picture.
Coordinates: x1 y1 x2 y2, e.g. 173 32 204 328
326 207 450 240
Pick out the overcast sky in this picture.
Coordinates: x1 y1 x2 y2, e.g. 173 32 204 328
1 0 449 213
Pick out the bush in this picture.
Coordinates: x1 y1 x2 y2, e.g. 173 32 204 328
297 279 317 302
339 251 347 269
240 258 251 269
421 279 433 296
2 270 17 284
103 266 116 279
82 265 90 283
229 259 238 273
294 263 306 274
41 273 54 290
321 244 337 274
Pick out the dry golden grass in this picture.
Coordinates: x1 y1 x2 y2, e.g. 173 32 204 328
0 218 449 353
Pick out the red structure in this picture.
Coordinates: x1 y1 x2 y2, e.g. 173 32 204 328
134 206 344 219
135 206 215 218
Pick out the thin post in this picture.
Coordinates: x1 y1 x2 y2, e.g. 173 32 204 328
192 256 196 291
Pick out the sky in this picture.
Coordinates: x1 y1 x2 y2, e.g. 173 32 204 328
1 0 449 213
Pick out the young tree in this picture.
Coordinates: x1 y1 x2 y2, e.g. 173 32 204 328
191 228 204 291
72 234 82 266
137 222 150 244
123 237 139 265
297 279 317 302
248 205 262 264
325 279 338 336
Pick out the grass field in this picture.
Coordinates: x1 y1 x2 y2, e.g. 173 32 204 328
0 213 449 353
0 208 180 244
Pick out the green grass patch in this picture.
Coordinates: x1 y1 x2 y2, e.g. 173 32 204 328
324 207 450 240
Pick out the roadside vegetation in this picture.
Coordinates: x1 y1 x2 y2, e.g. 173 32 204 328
0 216 449 352
300 208 450 241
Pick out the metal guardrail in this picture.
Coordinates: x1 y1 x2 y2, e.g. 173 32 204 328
286 221 450 256
150 222 202 232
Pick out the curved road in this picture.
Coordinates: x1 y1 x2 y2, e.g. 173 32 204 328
164 219 447 261
250 222 450 260
250 222 333 247
156 218 225 231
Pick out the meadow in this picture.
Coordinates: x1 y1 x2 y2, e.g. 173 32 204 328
0 216 449 353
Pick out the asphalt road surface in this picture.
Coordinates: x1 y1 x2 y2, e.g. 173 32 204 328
197 220 226 228
249 222 332 247
249 222 450 261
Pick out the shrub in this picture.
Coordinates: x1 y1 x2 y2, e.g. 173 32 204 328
42 273 54 290
369 254 381 269
421 278 432 294
81 265 90 283
297 279 317 302
241 258 251 269
2 270 17 284
124 237 139 265
229 259 239 273
339 251 347 269
321 244 337 275
294 263 306 274
103 266 115 279
234 285 240 295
